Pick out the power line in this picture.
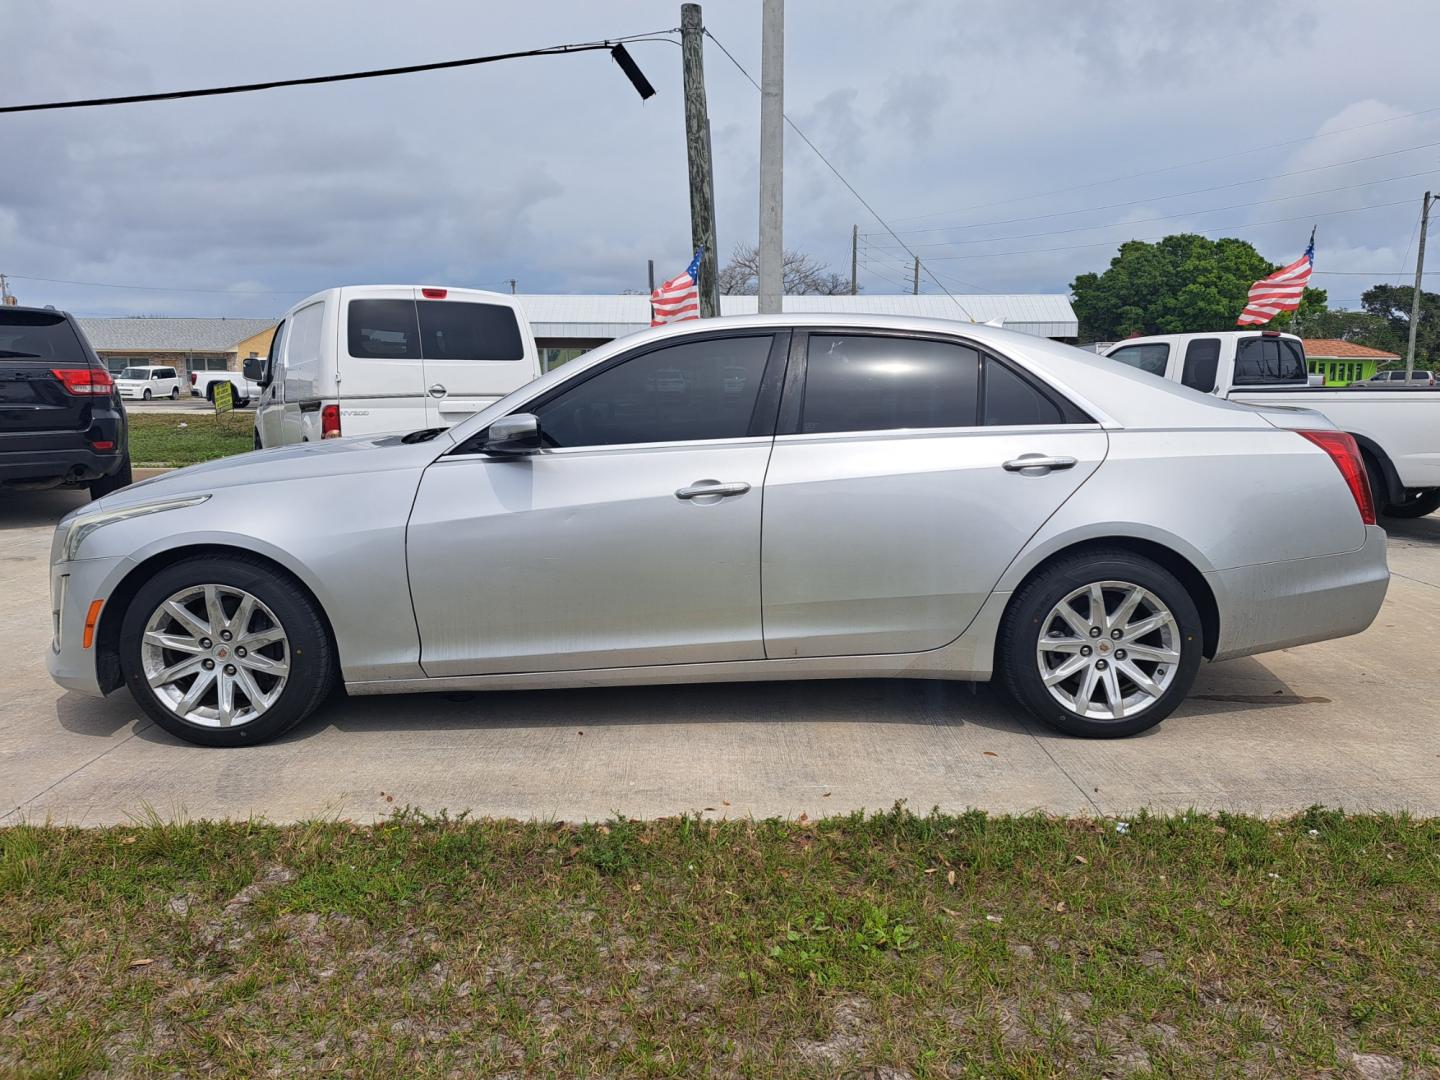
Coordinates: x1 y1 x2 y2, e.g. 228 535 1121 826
863 168 1439 251
701 28 981 316
0 31 678 113
1312 269 1439 275
901 196 1417 262
879 142 1440 238
889 104 1440 225
8 273 523 295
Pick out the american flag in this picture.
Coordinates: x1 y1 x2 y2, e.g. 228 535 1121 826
1237 229 1315 326
651 248 704 326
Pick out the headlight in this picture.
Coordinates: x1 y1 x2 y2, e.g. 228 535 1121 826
55 495 211 563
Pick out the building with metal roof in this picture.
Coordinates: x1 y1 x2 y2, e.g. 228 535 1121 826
76 318 277 379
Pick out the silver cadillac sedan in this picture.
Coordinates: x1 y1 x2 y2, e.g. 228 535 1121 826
47 315 1388 747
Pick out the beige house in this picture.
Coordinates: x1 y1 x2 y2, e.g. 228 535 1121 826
77 318 277 380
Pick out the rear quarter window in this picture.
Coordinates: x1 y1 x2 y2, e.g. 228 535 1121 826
1235 337 1307 384
0 310 85 361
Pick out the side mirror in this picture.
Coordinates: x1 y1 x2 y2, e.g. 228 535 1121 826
483 413 542 455
243 356 268 386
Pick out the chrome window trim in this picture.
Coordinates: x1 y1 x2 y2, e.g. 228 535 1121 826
432 434 775 463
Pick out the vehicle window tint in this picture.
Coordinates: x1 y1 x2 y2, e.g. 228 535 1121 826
1235 336 1307 384
1107 343 1169 376
535 336 773 447
348 299 419 359
0 309 84 361
983 359 1063 425
800 335 979 433
418 301 524 361
1181 338 1221 392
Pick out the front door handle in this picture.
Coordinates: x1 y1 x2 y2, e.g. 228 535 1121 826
675 480 751 501
428 383 447 398
1003 454 1078 473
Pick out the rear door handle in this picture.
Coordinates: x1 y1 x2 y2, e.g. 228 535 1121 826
1003 454 1077 473
675 480 751 501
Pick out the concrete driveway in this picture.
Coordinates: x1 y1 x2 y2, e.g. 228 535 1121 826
4 487 1438 825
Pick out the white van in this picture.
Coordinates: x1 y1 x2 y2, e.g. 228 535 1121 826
114 365 182 401
247 286 541 448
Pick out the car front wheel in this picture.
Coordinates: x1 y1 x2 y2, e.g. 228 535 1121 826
142 388 152 400
118 555 335 747
998 550 1203 738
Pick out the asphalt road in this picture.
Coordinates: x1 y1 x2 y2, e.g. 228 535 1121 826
3 487 1438 825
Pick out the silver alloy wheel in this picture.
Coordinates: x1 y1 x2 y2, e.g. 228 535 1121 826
140 584 290 728
1035 580 1181 722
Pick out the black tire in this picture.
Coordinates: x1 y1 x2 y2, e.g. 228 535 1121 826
89 454 133 499
997 550 1204 738
253 431 263 451
170 386 180 399
118 555 335 747
142 388 152 400
1381 489 1440 519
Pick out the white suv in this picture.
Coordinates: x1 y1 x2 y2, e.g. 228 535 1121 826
114 365 182 400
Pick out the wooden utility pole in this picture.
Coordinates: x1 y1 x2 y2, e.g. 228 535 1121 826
912 257 920 295
680 4 719 318
757 0 784 314
1405 190 1432 379
850 226 858 295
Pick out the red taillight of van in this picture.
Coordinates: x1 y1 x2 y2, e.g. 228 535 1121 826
190 372 198 385
421 287 447 299
321 404 342 439
51 367 114 396
1298 430 1376 526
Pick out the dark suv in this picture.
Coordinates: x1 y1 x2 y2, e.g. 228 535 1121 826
0 306 132 499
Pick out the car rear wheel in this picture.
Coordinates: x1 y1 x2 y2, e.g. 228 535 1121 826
1382 489 1440 519
89 454 133 499
118 555 335 747
998 550 1203 738
170 386 180 399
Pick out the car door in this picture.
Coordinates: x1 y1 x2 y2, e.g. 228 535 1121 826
761 330 1108 659
405 331 789 677
337 289 432 436
413 292 539 427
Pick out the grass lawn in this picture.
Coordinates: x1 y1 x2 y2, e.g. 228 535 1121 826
127 411 253 468
3 807 1437 1078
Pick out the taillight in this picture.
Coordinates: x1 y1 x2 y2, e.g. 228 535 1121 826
421 287 447 299
321 404 342 439
51 367 114 396
190 372 198 385
1298 430 1376 526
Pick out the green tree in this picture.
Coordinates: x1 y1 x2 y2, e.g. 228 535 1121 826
1070 234 1327 341
1359 283 1440 367
1293 309 1401 354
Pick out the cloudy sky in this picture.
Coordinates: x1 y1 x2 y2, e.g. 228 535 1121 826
2 0 1437 318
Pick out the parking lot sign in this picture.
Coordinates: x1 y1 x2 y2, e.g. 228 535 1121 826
213 381 233 414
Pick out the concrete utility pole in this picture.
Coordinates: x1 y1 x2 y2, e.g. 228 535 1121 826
647 259 656 294
1405 190 1432 379
757 0 785 314
680 4 720 318
850 226 858 296
913 257 920 295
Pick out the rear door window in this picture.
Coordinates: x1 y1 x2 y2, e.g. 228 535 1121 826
0 309 86 362
1180 339 1221 392
418 301 523 360
983 359 1065 425
348 299 419 359
800 334 980 433
1235 337 1307 384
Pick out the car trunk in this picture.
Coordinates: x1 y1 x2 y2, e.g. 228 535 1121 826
0 310 95 434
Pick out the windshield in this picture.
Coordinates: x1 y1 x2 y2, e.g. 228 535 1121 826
119 368 150 380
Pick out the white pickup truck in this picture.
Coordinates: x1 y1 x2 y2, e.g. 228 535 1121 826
1105 330 1440 518
190 369 262 408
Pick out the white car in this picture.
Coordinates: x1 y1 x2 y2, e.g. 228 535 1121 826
247 285 542 448
113 365 182 401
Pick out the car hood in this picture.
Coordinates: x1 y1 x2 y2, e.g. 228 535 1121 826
98 430 458 509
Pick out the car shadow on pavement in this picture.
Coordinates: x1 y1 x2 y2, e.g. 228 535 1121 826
0 488 90 530
55 690 149 739
1381 512 1440 545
